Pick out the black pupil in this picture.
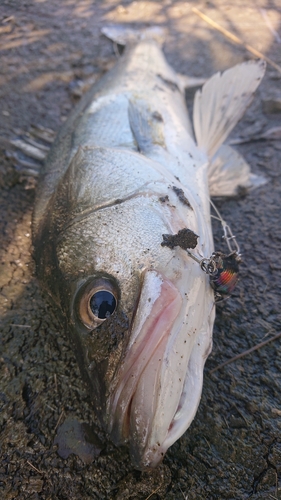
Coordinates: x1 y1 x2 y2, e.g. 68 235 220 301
89 291 116 319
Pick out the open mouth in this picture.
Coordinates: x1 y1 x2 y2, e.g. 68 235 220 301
107 271 182 452
107 268 214 468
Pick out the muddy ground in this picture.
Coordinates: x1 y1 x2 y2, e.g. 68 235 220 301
0 0 281 499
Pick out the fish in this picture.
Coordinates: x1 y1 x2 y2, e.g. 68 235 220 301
32 26 266 468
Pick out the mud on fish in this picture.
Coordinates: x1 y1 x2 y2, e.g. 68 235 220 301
33 25 266 468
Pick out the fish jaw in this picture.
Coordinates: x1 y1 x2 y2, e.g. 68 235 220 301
107 270 181 442
107 268 214 468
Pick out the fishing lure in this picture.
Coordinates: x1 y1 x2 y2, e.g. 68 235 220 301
186 201 241 301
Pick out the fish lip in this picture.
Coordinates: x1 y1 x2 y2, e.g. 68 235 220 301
107 270 182 454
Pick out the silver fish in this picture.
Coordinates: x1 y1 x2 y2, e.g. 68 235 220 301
33 26 265 468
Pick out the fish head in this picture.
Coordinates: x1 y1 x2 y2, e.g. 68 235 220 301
35 146 215 468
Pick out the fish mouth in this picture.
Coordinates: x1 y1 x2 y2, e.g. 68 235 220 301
108 270 181 466
107 269 214 468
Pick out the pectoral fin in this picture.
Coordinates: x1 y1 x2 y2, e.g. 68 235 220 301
128 99 165 153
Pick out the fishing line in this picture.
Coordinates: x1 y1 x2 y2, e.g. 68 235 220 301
209 198 240 255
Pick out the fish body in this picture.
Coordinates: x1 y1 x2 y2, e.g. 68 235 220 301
33 29 265 468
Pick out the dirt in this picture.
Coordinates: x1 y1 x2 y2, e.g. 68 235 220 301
171 187 193 209
0 1 281 499
161 228 199 250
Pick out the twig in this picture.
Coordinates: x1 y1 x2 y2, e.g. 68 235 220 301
145 486 161 500
179 485 188 499
7 324 31 328
3 16 15 24
54 409 64 432
202 435 211 450
233 403 249 426
26 461 43 475
45 403 56 412
192 7 281 74
54 373 58 393
209 331 281 374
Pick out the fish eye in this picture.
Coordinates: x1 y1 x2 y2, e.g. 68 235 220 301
89 290 116 319
78 279 118 329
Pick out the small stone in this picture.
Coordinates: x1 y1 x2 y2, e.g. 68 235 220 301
54 417 103 464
